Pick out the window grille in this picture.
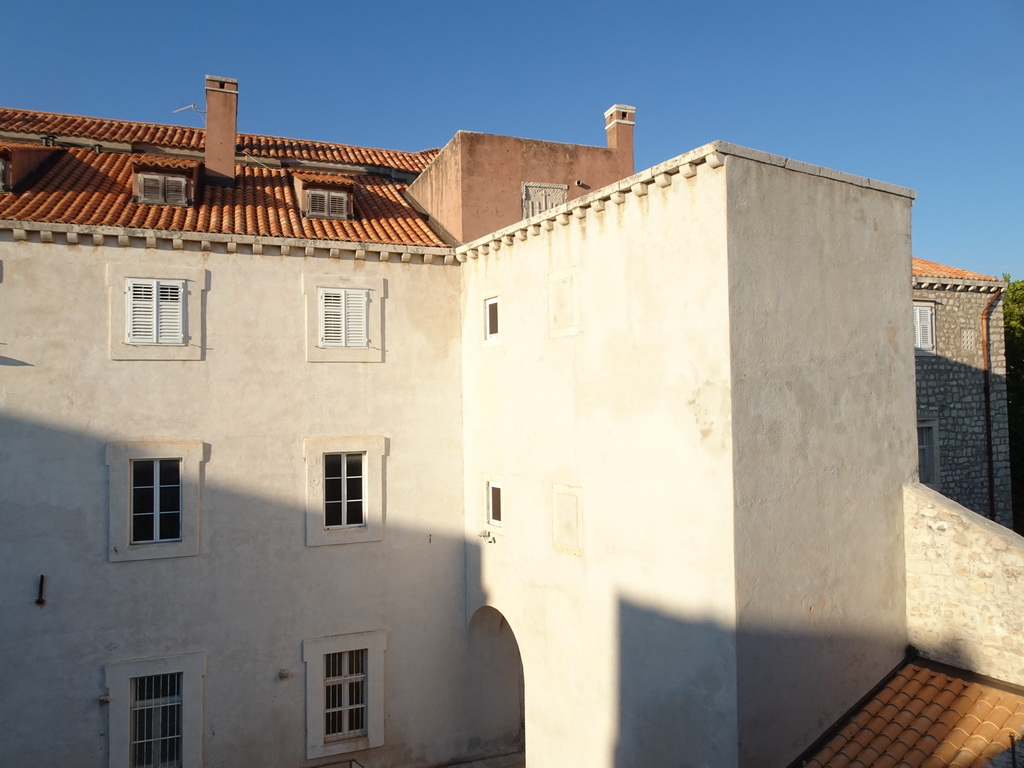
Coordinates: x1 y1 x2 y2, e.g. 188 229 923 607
319 288 369 348
127 279 185 345
324 649 368 740
131 459 182 543
324 452 365 528
130 672 183 768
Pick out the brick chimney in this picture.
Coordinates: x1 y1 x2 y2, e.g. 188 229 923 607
604 104 636 176
204 75 238 187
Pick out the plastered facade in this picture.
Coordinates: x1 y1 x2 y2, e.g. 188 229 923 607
905 482 1024 684
914 284 1011 526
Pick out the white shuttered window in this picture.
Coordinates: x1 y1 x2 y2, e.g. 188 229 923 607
913 304 935 352
307 190 350 219
127 279 185 345
319 288 369 348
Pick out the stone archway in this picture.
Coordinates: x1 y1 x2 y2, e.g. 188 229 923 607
467 606 525 759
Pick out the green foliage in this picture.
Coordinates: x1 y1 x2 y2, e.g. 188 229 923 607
1003 274 1024 532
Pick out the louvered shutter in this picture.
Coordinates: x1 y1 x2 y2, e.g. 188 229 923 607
164 177 187 205
328 192 349 219
127 279 157 343
156 281 185 344
344 290 368 347
308 190 328 217
320 289 345 347
139 175 163 203
914 305 934 351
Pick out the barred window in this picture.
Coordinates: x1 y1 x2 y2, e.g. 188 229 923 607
324 650 368 740
130 673 183 768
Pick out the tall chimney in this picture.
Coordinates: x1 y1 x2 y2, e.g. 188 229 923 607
204 75 238 187
604 104 636 176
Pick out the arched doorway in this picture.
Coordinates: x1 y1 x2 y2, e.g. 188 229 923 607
467 606 525 759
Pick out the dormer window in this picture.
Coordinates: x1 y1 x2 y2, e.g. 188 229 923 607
137 173 189 205
0 159 8 192
306 189 351 220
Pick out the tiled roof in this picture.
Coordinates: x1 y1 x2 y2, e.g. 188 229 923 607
0 147 444 247
0 108 437 174
804 662 1024 768
913 258 998 282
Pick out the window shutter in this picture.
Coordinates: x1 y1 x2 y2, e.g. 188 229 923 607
344 290 368 347
139 175 163 203
328 192 349 219
127 280 157 344
320 289 345 347
164 177 187 205
308 190 328 217
914 305 934 351
156 281 184 344
0 159 7 192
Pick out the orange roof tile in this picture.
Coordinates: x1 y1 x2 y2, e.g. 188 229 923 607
0 147 444 248
804 663 1024 768
913 258 999 282
0 107 438 174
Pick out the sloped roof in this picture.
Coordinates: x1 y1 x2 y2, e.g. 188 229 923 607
0 107 437 174
913 258 998 283
803 662 1024 768
0 147 443 247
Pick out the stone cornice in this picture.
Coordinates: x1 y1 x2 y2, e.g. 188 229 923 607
913 276 1005 294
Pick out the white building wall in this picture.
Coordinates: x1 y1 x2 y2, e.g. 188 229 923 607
460 158 741 768
0 236 470 768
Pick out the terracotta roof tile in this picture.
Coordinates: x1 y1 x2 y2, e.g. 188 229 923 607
804 664 1024 768
0 147 444 248
0 107 437 174
913 257 999 282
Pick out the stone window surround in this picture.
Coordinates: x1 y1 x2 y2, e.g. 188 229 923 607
303 273 383 363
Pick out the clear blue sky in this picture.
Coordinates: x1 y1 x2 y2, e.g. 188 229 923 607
2 0 1020 279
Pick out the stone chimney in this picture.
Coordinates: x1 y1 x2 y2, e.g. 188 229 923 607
604 104 636 176
204 75 238 187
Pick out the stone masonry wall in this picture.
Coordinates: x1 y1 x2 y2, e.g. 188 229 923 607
914 286 1011 527
905 482 1024 685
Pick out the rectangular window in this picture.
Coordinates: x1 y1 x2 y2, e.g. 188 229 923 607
130 673 183 768
918 421 939 487
488 482 502 525
127 279 185 346
914 304 935 352
131 459 182 543
319 288 369 349
485 297 500 340
324 649 368 741
324 453 365 528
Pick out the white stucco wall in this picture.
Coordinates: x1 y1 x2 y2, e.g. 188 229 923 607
726 155 917 765
461 157 741 768
0 236 470 768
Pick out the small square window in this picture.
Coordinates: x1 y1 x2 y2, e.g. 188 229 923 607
108 264 206 361
126 279 186 346
304 631 386 759
304 274 383 364
913 304 935 353
485 297 500 340
319 288 369 349
307 189 351 220
137 173 189 206
488 482 502 526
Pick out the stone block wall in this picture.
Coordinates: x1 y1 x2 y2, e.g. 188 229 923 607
914 286 1011 526
905 483 1024 685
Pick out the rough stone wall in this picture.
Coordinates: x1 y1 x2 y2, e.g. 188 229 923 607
914 286 1012 526
904 483 1024 685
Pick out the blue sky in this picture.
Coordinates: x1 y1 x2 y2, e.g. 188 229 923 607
2 0 1020 279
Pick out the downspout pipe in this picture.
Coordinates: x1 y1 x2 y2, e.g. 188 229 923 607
981 286 1003 520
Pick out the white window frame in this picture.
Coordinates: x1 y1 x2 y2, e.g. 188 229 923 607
487 481 503 526
108 264 206 361
107 441 205 562
319 288 369 349
126 278 186 346
917 419 940 489
137 173 189 206
914 302 935 354
129 457 183 544
323 451 366 529
304 273 383 363
304 436 385 546
484 296 500 341
105 653 206 768
306 189 351 220
303 631 386 759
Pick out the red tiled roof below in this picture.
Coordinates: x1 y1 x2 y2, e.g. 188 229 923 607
0 148 444 247
0 108 437 174
804 663 1024 768
913 258 998 282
